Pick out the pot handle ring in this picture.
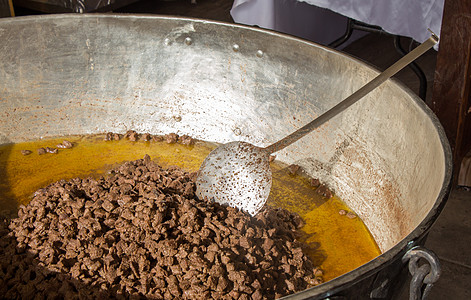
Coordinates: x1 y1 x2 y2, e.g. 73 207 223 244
402 246 441 300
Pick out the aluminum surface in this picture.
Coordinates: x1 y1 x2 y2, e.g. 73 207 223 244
195 35 437 215
0 14 452 299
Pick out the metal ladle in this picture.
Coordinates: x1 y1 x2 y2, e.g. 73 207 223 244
196 33 439 216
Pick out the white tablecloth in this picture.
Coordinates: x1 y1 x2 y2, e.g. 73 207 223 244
231 0 443 47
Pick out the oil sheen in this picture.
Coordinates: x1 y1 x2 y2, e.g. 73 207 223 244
0 134 380 282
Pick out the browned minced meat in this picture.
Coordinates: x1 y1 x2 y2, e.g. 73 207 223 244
37 147 46 155
141 133 151 142
125 130 139 142
63 140 73 148
288 164 300 175
178 135 195 146
45 147 58 154
57 140 74 149
20 150 32 156
346 212 357 219
165 133 179 144
310 178 320 187
105 132 114 141
316 184 333 199
2 156 322 299
152 135 164 142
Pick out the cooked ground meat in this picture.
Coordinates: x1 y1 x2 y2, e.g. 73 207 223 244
1 155 322 299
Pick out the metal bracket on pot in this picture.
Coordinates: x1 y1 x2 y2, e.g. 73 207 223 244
402 246 441 300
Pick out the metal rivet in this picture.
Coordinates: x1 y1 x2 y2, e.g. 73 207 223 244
232 44 240 52
233 127 242 136
185 37 192 45
164 38 171 45
256 50 264 58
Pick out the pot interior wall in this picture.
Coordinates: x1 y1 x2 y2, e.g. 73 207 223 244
0 15 446 252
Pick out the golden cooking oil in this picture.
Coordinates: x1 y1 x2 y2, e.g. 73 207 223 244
0 134 380 282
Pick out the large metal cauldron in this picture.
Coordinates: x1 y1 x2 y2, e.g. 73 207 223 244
0 15 452 299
